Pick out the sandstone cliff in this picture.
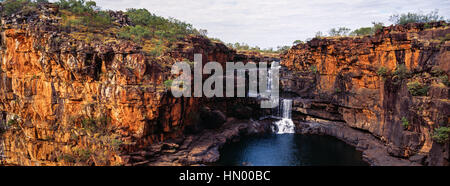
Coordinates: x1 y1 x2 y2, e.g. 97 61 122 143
281 22 450 165
0 3 265 166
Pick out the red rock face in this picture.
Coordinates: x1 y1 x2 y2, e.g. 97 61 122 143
281 22 450 165
0 21 252 165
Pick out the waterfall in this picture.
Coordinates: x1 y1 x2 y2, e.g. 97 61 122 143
267 69 272 94
254 61 295 133
282 99 292 119
272 99 295 134
266 61 280 95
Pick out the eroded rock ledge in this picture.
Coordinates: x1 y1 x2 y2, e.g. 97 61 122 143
0 3 271 166
125 118 272 166
281 22 450 166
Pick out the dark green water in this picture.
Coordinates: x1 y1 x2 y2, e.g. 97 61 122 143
217 134 368 166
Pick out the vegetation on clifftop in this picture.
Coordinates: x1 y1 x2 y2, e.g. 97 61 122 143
225 42 290 54
389 10 446 25
0 0 214 57
58 0 112 29
0 0 49 16
117 8 202 56
301 10 447 41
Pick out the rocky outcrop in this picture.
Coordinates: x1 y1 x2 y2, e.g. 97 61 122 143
0 3 268 166
281 22 450 165
0 24 168 165
126 118 272 166
234 50 280 63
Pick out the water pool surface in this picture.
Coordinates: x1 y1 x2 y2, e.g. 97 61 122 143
217 134 368 166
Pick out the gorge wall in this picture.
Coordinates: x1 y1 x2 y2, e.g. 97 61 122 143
1 2 448 167
0 3 267 166
281 22 449 166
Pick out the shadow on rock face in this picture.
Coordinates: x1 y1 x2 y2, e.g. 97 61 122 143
201 108 227 129
231 106 254 119
184 107 227 134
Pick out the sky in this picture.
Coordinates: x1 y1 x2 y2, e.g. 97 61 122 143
55 0 450 49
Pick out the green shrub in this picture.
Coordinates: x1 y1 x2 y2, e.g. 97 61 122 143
56 0 97 15
124 8 153 26
350 27 372 36
432 127 450 144
124 8 199 42
377 67 388 77
148 44 164 57
81 116 109 133
314 31 325 38
186 61 195 69
6 118 18 127
407 81 429 96
60 154 76 163
335 87 342 93
328 27 351 37
225 42 284 54
163 79 173 88
58 0 111 29
351 22 385 36
431 68 445 76
371 22 384 33
1 0 31 16
293 40 304 45
389 10 445 25
309 65 318 73
439 34 450 43
394 64 408 78
111 138 123 151
401 117 410 129
438 75 449 86
81 10 111 28
118 25 151 43
75 148 92 162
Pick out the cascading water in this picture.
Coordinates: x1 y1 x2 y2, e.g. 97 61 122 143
272 99 295 134
282 99 292 119
251 61 295 133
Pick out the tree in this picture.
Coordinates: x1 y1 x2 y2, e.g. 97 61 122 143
276 45 290 53
350 22 384 36
122 8 199 42
1 0 30 16
198 29 208 37
350 27 372 36
293 40 303 45
389 9 445 25
125 8 152 26
118 25 151 43
328 27 351 37
57 0 98 14
315 31 324 38
372 22 384 33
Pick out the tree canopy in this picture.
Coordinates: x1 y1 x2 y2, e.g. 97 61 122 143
389 10 445 25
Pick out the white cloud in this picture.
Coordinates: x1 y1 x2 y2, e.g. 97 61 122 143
57 0 450 48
